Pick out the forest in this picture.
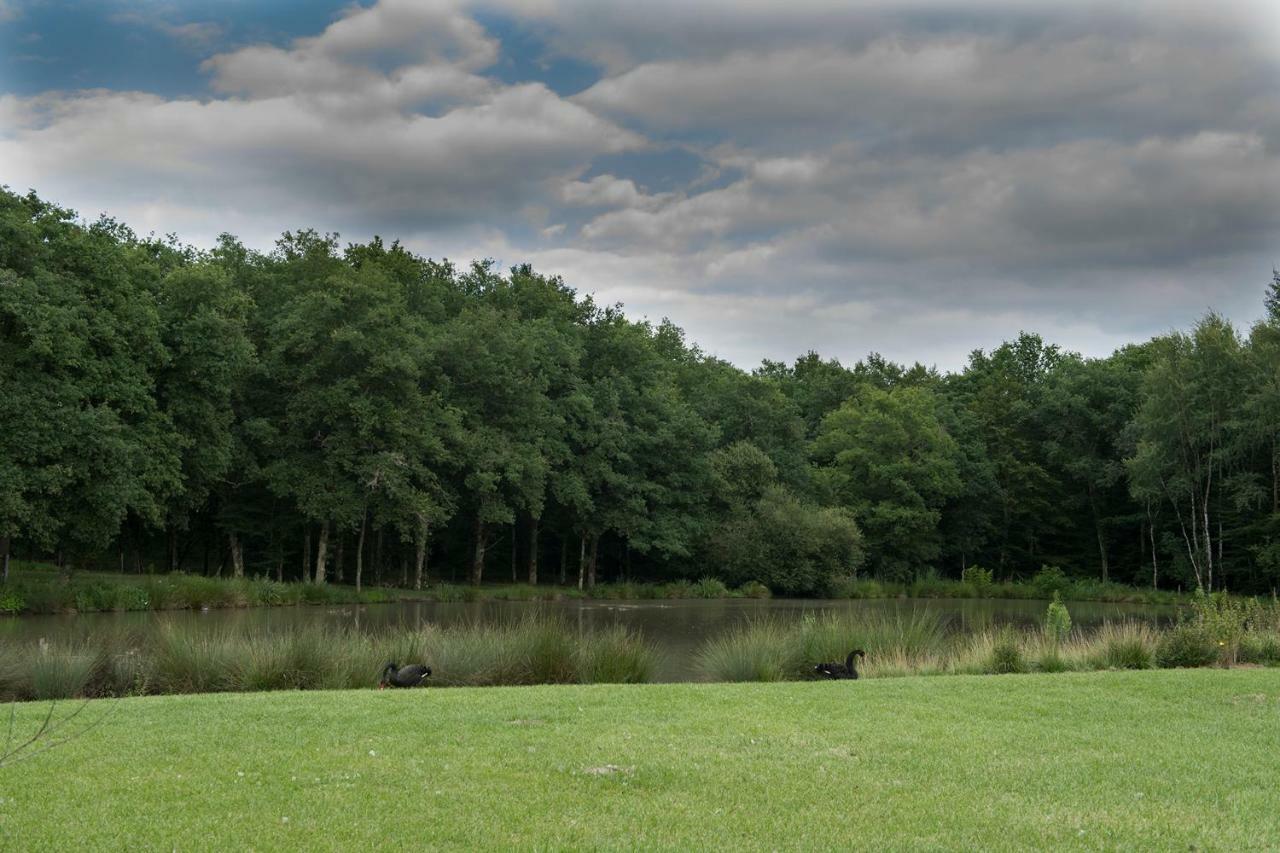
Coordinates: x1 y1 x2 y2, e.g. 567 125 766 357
2 187 1278 595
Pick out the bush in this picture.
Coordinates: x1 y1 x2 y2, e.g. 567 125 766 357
1155 621 1216 668
737 581 772 599
1189 591 1248 665
1239 631 1280 666
987 626 1026 674
1044 592 1072 644
110 584 151 611
0 587 25 614
961 565 994 592
1032 565 1071 597
72 583 113 612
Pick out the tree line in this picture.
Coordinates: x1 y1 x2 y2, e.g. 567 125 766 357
2 188 1278 594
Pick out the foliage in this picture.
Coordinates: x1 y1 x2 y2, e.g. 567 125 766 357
1155 621 1217 668
1044 592 1072 644
960 565 993 591
986 626 1027 674
3 186 1280 598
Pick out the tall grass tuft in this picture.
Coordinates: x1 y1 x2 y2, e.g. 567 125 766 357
697 619 800 681
151 627 239 694
575 625 659 683
1091 622 1157 670
986 626 1027 674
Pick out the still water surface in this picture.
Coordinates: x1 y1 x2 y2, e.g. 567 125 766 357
1 597 1175 681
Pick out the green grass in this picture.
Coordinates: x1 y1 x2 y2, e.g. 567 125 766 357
2 670 1278 849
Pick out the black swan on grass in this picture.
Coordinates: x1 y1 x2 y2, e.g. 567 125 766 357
815 649 865 680
380 662 432 688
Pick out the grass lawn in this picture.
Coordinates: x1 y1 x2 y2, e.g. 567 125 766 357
2 669 1279 850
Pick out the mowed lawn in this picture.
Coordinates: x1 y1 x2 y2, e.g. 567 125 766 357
2 670 1279 850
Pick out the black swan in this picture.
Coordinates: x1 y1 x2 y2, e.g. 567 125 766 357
815 649 865 680
380 662 432 689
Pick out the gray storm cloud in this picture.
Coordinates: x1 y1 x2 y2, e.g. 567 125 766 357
0 0 1276 369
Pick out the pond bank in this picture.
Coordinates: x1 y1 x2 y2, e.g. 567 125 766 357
2 560 1184 617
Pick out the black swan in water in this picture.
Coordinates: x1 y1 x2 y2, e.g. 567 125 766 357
815 649 865 680
380 662 432 688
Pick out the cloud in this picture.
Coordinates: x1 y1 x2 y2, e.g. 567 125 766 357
0 1 642 246
1 0 1277 369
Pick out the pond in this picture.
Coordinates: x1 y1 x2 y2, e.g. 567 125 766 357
0 596 1177 681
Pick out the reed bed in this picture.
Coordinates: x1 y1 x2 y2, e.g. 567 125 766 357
0 617 658 701
695 609 1280 681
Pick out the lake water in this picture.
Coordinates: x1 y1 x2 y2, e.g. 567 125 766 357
0 596 1176 681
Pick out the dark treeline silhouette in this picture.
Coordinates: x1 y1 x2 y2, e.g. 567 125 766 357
2 188 1278 594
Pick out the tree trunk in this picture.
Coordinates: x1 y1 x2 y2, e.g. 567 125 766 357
577 534 586 591
303 527 312 584
168 526 178 572
355 510 367 593
414 518 428 591
511 520 518 583
1088 488 1108 583
587 533 599 590
559 538 567 585
1146 504 1159 590
375 526 385 587
334 535 345 584
471 517 487 586
1 535 9 584
527 517 539 586
229 532 245 579
275 551 284 583
314 521 330 584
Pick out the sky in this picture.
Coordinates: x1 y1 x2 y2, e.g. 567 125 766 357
2 0 1279 370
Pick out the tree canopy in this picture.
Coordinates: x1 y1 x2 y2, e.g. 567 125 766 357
2 186 1278 594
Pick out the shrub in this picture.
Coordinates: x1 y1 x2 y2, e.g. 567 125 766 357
1155 621 1216 668
987 626 1026 674
961 565 994 592
1238 631 1280 666
1044 592 1072 645
1189 591 1248 665
110 584 151 611
737 581 772 599
0 587 25 614
72 583 113 612
1032 565 1071 597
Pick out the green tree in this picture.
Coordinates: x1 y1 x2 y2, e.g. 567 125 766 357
813 385 962 579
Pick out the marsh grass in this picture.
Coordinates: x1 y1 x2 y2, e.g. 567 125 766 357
0 617 662 700
1091 621 1158 670
697 619 800 681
